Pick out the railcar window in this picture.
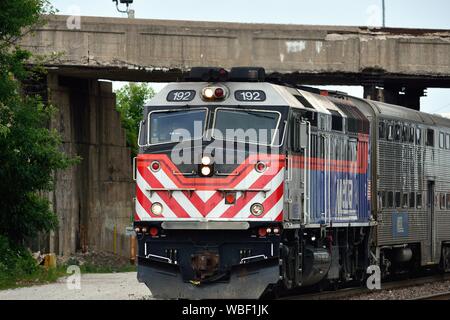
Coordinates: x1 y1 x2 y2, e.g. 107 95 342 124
409 127 415 143
440 193 446 210
439 132 445 149
402 125 409 143
379 191 385 209
409 192 415 208
394 124 401 142
395 191 401 208
387 124 394 141
446 134 450 150
213 109 280 145
416 193 423 209
379 122 386 139
416 128 422 145
426 129 434 147
387 191 394 208
447 194 450 210
402 193 408 208
148 109 207 145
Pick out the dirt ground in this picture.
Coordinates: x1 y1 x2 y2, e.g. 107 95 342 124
0 272 153 300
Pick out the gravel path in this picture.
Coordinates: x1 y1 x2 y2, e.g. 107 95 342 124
346 279 450 300
0 272 153 300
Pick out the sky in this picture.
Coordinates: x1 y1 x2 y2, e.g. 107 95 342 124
50 0 450 114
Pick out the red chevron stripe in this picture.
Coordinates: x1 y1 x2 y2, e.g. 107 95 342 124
136 186 158 218
138 166 191 218
274 211 283 222
137 153 285 220
219 172 279 218
137 153 285 190
188 191 223 217
248 182 284 219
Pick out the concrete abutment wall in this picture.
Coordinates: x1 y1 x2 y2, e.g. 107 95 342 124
46 74 134 257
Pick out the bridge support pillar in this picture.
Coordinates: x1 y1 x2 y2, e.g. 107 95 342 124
364 83 425 111
44 74 134 257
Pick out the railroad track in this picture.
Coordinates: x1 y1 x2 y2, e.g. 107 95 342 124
280 273 450 300
413 291 450 300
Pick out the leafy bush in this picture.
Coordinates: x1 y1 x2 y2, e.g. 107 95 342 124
0 0 77 244
0 235 37 279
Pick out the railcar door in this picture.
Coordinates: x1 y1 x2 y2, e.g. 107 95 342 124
427 180 435 262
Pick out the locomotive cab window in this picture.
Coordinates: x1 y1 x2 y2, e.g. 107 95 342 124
426 129 434 147
148 108 207 145
213 108 281 145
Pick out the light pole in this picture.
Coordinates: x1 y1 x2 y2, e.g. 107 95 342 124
382 0 386 27
112 0 133 14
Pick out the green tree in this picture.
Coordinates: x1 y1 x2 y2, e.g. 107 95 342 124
115 83 155 157
0 0 76 243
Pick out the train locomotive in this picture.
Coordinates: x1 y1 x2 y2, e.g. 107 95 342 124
133 67 450 299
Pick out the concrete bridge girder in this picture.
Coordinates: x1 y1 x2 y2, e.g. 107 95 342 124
21 15 450 86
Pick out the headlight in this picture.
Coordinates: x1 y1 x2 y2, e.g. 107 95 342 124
201 156 211 165
151 202 163 215
250 203 264 216
201 166 211 176
203 88 215 99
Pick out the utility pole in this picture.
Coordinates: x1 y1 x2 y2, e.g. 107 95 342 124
382 0 386 27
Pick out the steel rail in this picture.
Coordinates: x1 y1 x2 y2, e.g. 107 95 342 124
279 273 450 300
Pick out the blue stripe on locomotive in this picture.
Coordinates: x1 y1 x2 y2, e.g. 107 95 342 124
309 170 370 224
309 140 371 225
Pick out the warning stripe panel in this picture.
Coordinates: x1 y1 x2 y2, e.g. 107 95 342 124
135 154 285 221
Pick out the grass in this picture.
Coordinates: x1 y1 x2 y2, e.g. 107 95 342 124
0 261 137 291
78 262 137 274
0 235 137 290
0 265 67 290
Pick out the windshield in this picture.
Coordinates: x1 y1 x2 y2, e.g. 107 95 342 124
213 108 280 145
148 109 207 144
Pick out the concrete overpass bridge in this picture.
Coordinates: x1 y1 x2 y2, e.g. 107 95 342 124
20 15 450 257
